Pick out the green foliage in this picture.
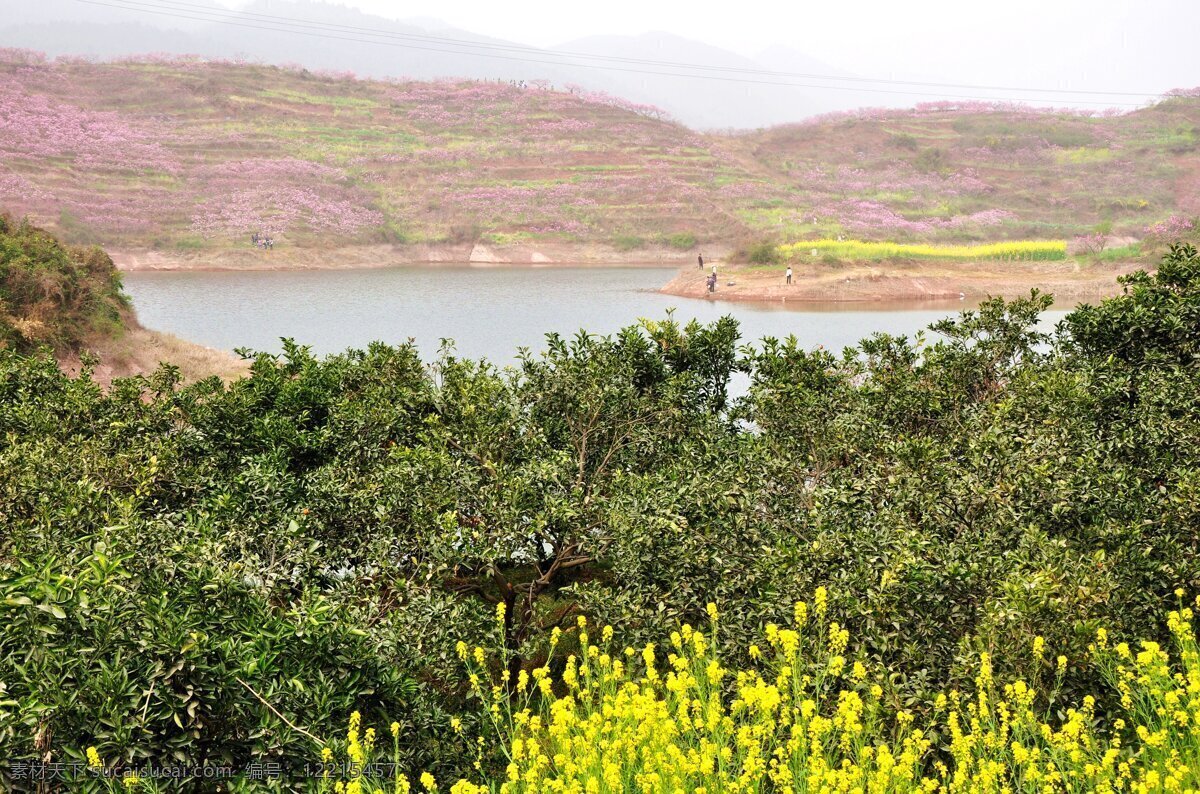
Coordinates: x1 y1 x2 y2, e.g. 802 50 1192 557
664 232 698 250
1087 242 1142 262
1039 127 1096 149
746 240 780 264
611 234 645 252
1062 243 1200 371
1055 147 1115 165
55 208 102 246
913 147 946 173
2 237 1200 785
0 214 129 353
0 538 415 772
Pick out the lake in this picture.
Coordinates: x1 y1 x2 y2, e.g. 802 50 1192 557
122 266 1072 363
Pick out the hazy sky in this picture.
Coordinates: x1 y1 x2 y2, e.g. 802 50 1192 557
214 0 1198 95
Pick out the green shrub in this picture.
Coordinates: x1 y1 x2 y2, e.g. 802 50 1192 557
665 231 697 250
55 208 101 246
376 220 410 245
913 147 946 173
612 234 645 252
747 239 780 264
0 215 129 353
174 236 207 251
0 540 416 774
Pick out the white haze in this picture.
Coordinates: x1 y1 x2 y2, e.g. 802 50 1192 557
3 0 1197 128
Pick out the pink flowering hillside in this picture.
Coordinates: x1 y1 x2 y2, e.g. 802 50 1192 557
741 99 1200 245
0 50 1197 253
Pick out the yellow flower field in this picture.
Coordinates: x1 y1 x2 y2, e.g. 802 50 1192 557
86 590 1200 792
778 239 1068 262
302 590 1200 794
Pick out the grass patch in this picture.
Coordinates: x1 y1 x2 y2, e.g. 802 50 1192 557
1081 243 1143 262
174 236 207 251
612 234 645 252
1137 126 1197 153
257 87 382 110
479 231 533 245
664 232 697 250
1054 147 1114 165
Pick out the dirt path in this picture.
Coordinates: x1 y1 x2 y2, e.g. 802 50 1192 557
661 259 1145 304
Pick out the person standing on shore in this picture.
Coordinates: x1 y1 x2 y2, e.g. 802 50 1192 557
706 272 717 293
698 253 704 270
786 265 792 285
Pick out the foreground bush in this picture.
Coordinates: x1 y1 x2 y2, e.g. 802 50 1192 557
320 594 1200 793
3 241 1200 786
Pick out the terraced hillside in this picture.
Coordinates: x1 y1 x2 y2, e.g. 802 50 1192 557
740 101 1200 245
0 50 1197 258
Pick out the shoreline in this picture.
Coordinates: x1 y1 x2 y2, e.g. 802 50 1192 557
111 244 1151 305
660 259 1148 304
59 322 249 388
110 242 729 272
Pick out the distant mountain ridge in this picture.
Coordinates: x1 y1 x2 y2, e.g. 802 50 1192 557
0 0 864 128
549 32 855 128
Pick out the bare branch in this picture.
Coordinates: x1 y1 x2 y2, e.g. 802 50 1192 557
235 677 325 747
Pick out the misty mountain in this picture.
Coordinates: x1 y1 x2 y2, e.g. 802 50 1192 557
0 0 867 128
551 32 863 129
0 0 219 30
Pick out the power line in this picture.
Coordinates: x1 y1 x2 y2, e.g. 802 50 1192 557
93 0 1166 99
74 0 1152 108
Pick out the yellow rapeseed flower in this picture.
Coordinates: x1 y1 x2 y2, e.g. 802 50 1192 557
814 587 828 616
430 602 1200 794
778 238 1067 264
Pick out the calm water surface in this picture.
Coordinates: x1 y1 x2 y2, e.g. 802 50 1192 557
122 266 1071 362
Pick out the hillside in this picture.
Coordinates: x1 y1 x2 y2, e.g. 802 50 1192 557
0 215 244 381
1 51 1198 263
